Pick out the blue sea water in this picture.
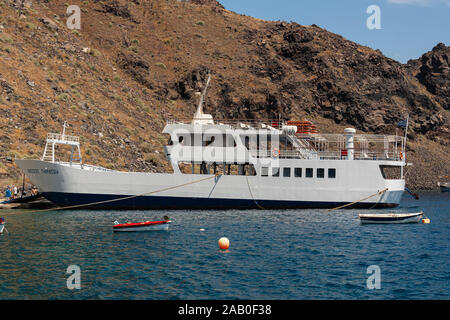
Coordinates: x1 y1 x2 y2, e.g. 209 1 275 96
0 192 448 300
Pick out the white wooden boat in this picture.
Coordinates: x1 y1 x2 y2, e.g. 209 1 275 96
113 218 172 232
359 212 424 224
438 182 450 192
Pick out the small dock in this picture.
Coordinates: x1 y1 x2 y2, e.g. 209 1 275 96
0 194 57 210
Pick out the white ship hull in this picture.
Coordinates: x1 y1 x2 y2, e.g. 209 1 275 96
15 159 405 209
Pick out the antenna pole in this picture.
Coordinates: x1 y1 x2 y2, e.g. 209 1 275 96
403 114 409 155
401 114 409 179
21 173 25 199
197 74 211 115
62 121 67 139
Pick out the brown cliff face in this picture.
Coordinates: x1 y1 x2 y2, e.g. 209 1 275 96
407 43 449 111
0 0 448 189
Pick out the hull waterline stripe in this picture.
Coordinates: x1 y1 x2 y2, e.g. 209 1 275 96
41 192 400 210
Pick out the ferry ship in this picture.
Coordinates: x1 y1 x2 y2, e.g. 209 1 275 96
15 79 407 209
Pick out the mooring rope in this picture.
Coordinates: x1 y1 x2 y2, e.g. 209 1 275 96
21 174 222 214
327 188 389 212
245 176 265 210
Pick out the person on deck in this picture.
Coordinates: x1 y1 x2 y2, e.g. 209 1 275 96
5 187 11 200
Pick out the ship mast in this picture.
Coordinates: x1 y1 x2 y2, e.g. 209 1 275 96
401 114 409 179
61 121 67 139
192 74 214 125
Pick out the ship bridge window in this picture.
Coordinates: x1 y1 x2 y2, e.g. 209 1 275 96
177 134 237 147
178 134 202 146
179 162 256 176
306 168 313 178
294 168 302 177
261 167 269 177
205 134 236 147
223 134 237 147
244 136 250 149
205 136 215 147
175 135 188 146
240 135 258 150
223 164 257 176
272 167 280 177
317 168 325 178
379 165 401 180
283 168 291 177
246 164 257 176
328 168 336 178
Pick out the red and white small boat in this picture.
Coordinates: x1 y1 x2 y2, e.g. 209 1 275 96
0 217 5 234
113 217 172 232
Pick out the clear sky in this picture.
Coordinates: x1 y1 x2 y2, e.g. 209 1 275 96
219 0 450 63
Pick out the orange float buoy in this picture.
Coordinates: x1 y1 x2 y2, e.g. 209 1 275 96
218 237 230 250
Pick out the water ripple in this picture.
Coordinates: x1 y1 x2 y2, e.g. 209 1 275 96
0 192 448 299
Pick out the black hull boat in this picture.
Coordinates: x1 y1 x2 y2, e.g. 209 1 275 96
359 212 424 224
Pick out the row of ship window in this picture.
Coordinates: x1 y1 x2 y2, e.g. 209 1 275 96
261 167 337 178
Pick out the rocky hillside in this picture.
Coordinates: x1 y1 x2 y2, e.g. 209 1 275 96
406 43 449 113
0 0 448 189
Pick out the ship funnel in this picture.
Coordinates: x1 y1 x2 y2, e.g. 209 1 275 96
192 74 214 125
344 128 356 160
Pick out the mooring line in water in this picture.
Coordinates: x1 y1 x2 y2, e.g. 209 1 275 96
327 188 389 212
245 176 265 210
368 190 385 210
405 187 419 200
23 174 222 214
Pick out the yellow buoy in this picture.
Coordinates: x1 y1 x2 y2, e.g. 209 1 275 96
422 218 430 224
218 237 230 250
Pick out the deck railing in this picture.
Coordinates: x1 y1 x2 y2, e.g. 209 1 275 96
166 119 285 129
249 150 402 161
46 133 80 144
